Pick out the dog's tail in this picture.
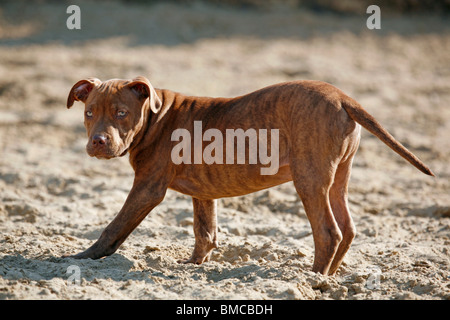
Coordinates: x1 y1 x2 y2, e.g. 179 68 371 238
341 99 435 176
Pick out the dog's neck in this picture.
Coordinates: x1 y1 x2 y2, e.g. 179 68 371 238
127 88 232 170
127 89 176 167
126 97 153 159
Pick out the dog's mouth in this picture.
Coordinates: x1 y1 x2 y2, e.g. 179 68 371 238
93 153 115 160
86 144 126 160
87 149 115 160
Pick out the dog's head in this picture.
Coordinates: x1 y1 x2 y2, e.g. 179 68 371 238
67 76 161 159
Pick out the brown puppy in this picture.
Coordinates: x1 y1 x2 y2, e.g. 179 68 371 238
66 76 434 275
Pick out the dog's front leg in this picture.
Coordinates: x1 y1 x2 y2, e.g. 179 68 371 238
69 176 167 260
179 198 218 264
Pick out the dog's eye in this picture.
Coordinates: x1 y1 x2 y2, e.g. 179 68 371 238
117 110 128 118
85 110 93 118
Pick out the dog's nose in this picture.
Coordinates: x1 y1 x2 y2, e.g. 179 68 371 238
92 134 108 146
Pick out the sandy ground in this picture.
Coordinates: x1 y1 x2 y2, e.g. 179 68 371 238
0 1 449 300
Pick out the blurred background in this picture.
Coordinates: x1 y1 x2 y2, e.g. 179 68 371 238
0 0 449 299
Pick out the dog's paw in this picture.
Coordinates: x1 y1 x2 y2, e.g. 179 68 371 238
177 255 208 265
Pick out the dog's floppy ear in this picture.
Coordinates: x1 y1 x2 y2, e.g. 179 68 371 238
67 78 101 108
128 76 162 114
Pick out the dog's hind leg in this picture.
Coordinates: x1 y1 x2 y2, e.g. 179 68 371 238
290 156 342 275
328 155 357 275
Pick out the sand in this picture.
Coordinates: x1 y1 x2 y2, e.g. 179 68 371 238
0 1 449 300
